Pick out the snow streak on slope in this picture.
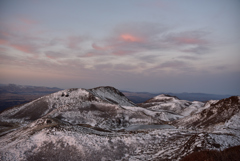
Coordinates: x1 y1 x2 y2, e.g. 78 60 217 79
195 100 219 113
122 106 183 122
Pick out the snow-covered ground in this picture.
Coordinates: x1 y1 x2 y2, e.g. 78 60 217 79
1 120 239 161
0 87 239 161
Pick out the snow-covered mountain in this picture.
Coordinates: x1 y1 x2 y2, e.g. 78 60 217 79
0 86 239 161
174 96 240 131
138 94 204 116
89 86 135 106
0 87 166 132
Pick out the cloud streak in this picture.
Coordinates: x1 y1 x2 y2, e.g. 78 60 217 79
181 46 209 55
88 23 211 58
160 60 188 68
89 22 167 57
67 35 88 49
11 43 39 54
45 51 67 59
164 31 210 54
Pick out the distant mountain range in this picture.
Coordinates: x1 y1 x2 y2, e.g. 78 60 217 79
0 84 61 94
0 84 62 111
121 90 232 103
0 86 239 160
0 84 233 112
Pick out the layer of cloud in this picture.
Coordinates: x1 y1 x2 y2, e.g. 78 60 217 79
67 35 88 49
165 31 210 54
159 60 188 68
178 55 200 60
88 22 168 57
0 20 214 81
45 51 67 59
88 22 211 59
93 63 137 71
0 28 44 56
165 31 208 45
181 46 209 55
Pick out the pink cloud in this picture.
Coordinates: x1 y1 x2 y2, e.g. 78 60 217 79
162 31 210 54
0 27 47 56
46 55 54 59
0 39 8 45
11 44 32 53
120 34 143 42
90 22 170 57
10 43 38 54
91 33 146 56
165 31 209 46
90 23 211 58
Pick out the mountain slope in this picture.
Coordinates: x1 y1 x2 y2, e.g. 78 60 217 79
138 94 204 116
0 87 166 133
89 86 135 106
1 116 240 161
174 96 240 131
0 87 239 161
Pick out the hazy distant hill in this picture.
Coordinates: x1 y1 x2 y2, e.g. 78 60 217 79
0 84 62 111
122 90 231 103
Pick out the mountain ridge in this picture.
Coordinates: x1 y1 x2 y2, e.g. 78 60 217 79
173 96 240 131
121 90 232 103
0 86 239 161
0 83 233 112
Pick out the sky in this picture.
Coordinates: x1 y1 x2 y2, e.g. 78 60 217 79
0 0 240 95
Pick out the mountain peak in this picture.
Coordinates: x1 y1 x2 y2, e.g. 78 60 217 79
89 86 135 106
154 94 179 100
143 94 179 104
